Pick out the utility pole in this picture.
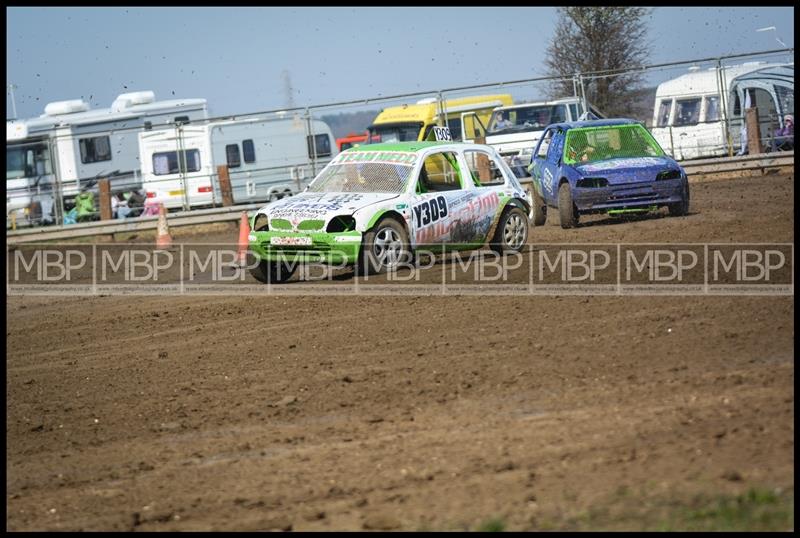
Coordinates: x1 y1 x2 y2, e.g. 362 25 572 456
281 70 295 110
8 83 18 119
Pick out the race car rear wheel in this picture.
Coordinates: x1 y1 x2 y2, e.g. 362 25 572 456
249 259 296 284
490 206 529 254
668 182 690 217
358 217 411 275
531 187 547 226
558 182 579 229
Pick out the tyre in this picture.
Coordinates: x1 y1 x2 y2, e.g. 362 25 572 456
358 217 411 275
249 259 296 284
490 206 529 254
531 187 547 226
558 182 579 229
668 182 690 217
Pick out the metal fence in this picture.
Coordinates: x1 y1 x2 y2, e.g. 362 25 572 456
6 47 794 232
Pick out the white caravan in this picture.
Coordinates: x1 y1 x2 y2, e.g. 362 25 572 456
460 97 604 177
650 62 794 160
139 116 338 210
6 91 208 226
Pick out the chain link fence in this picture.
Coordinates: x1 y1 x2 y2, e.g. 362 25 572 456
6 47 793 231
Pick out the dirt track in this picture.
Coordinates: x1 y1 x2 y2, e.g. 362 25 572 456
6 173 795 530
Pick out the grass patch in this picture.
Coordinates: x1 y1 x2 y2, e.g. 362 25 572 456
530 487 793 531
655 488 794 531
476 517 506 532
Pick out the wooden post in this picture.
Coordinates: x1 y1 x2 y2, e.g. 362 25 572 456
217 165 234 207
745 107 763 155
98 179 112 220
472 136 492 182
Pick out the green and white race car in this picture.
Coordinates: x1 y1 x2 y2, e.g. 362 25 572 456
247 141 532 283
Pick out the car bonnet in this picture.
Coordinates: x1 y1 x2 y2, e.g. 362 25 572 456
574 156 681 185
263 192 401 226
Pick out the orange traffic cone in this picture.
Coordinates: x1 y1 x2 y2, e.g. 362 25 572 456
237 212 250 265
156 203 173 250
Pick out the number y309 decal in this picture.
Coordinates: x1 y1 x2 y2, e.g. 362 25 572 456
413 196 448 228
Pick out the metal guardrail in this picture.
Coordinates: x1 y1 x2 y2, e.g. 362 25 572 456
7 151 794 244
6 202 265 245
680 150 794 177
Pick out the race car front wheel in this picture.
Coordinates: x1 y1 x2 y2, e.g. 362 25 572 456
668 182 690 217
490 206 529 254
250 259 296 284
558 183 579 229
358 217 411 275
531 187 547 226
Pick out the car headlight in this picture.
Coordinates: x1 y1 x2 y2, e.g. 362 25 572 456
253 213 269 231
576 177 609 188
656 169 682 181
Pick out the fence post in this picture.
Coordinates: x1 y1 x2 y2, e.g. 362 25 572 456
717 58 734 157
745 107 763 155
669 126 675 158
578 74 588 116
98 178 112 220
217 165 234 207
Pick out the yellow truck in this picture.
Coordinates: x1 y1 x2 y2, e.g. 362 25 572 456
366 94 513 143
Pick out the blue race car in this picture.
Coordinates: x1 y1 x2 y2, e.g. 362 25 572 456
527 119 690 228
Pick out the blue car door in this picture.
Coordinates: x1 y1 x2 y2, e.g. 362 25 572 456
530 128 564 205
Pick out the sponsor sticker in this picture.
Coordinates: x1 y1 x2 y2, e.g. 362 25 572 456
270 236 312 246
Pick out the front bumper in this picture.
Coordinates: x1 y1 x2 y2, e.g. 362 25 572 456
573 179 686 213
249 230 363 264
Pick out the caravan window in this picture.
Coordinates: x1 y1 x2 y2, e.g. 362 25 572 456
79 136 112 164
152 149 201 175
674 98 701 126
656 100 671 127
7 143 53 180
226 144 241 168
307 134 332 158
705 96 721 122
242 139 256 163
775 86 794 119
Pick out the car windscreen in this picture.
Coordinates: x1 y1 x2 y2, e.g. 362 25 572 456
564 124 666 165
488 105 568 134
307 161 413 194
367 123 422 143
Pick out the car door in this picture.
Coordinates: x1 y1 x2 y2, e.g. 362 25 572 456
409 149 476 247
456 148 510 243
530 127 562 205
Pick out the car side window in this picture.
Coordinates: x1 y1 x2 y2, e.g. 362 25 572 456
536 129 553 159
463 150 505 186
546 130 564 163
417 152 463 193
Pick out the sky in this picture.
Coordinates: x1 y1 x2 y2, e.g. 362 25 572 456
6 6 795 120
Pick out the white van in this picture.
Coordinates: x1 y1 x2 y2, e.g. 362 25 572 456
139 116 337 210
460 97 604 177
650 62 794 160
